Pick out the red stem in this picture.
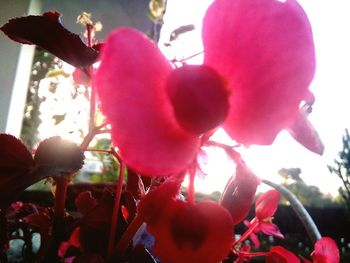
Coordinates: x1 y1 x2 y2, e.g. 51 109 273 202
54 177 68 218
86 24 93 48
114 215 144 257
233 218 260 246
89 79 96 133
188 168 195 205
108 161 125 257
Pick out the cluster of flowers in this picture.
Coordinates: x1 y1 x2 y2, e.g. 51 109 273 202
0 0 340 262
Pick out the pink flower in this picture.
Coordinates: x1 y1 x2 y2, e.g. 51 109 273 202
94 0 315 176
244 190 284 247
138 180 233 263
309 237 340 263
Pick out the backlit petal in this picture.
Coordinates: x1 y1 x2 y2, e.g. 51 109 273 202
94 28 200 176
220 161 260 225
203 0 315 145
287 110 324 155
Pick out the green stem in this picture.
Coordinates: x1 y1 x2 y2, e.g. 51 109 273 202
262 179 321 243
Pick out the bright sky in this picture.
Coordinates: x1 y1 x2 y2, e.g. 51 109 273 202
160 0 350 196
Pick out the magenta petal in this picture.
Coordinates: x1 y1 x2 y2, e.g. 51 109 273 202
260 222 284 239
203 0 315 145
311 237 340 263
287 111 324 155
255 190 280 220
94 28 199 176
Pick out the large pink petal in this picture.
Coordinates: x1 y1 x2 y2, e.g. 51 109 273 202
94 28 200 176
203 0 315 145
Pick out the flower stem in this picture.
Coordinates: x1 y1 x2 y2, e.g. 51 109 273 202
114 215 144 257
262 179 321 243
188 167 195 205
54 177 68 219
233 218 259 246
47 176 68 260
107 161 125 258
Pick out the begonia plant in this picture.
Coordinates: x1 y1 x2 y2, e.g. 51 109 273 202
0 0 340 262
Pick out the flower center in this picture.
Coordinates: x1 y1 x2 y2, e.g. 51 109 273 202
167 65 229 134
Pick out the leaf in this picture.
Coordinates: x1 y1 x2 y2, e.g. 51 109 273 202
287 111 324 155
34 136 85 178
0 134 35 208
23 210 53 261
75 191 97 216
1 12 99 67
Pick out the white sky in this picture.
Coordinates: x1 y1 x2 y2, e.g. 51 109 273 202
160 0 350 196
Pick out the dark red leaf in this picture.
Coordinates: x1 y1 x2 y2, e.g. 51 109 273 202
1 12 99 67
0 134 36 208
23 209 53 261
0 211 8 255
79 190 128 256
74 191 97 216
34 136 85 178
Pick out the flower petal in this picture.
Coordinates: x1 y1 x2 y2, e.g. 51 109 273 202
311 237 340 263
149 200 233 263
220 161 260 225
255 189 280 220
287 110 324 155
260 222 284 239
267 246 300 263
94 28 200 176
203 0 315 145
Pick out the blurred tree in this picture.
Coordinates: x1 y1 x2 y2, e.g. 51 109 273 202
278 168 338 208
328 129 350 212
